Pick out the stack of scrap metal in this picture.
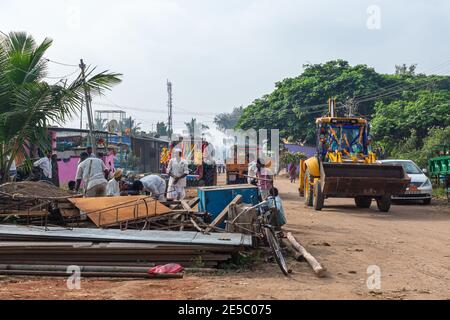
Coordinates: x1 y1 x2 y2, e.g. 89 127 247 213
0 225 252 269
66 196 213 232
0 181 80 221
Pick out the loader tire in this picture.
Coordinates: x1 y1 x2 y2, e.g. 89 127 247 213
304 168 314 207
376 195 391 212
313 181 325 211
355 196 372 208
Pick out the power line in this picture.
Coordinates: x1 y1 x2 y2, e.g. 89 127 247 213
7 65 79 81
353 60 450 102
93 102 168 114
45 58 79 68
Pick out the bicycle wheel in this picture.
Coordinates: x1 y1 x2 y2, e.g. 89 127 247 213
264 227 289 276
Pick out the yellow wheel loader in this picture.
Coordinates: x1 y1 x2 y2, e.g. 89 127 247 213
299 99 410 212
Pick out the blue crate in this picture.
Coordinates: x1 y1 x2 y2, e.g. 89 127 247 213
197 185 259 228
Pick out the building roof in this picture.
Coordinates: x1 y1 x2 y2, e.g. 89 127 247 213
284 144 316 158
48 127 114 135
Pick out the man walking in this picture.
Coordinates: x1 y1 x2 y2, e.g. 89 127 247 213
167 148 189 200
75 152 108 197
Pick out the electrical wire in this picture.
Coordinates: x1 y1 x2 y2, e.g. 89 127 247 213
353 61 450 103
8 65 79 81
45 58 79 68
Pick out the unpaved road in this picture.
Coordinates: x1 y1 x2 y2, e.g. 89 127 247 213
0 175 449 300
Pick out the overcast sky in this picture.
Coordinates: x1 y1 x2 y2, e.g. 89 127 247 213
2 0 450 140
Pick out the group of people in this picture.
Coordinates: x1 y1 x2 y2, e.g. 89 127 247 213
71 147 189 202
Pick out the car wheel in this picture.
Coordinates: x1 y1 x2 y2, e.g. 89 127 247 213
313 181 324 211
422 198 431 205
376 195 391 212
355 196 372 208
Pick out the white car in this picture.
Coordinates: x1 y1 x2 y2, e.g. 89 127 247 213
379 159 432 204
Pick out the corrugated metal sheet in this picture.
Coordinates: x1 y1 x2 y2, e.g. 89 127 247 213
0 225 252 247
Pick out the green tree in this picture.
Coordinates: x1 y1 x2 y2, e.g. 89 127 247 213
156 121 168 136
119 117 141 136
395 64 417 76
184 118 209 138
94 117 107 131
214 106 243 132
371 89 450 155
0 31 122 182
236 60 389 144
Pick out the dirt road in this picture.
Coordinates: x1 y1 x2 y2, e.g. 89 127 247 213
0 175 449 300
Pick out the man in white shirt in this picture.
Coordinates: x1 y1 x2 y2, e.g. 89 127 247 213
140 174 167 201
33 151 52 180
247 160 257 185
106 169 123 197
75 152 108 197
167 148 189 200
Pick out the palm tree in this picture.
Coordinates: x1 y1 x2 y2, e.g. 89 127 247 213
94 117 108 131
0 31 122 182
185 118 209 138
119 118 141 136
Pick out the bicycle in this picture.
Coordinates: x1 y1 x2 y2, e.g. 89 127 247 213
227 196 290 276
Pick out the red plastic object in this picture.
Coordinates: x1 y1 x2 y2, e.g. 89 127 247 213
148 263 184 274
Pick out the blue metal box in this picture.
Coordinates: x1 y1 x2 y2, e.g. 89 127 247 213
197 185 259 227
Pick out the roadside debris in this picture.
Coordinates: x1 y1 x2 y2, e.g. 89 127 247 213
0 181 319 278
286 232 327 277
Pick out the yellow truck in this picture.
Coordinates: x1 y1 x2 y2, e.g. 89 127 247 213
299 99 410 212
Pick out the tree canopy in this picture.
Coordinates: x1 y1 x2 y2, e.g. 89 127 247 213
233 59 450 164
214 106 243 132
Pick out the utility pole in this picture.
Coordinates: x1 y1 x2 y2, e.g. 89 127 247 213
328 98 336 117
79 59 96 154
345 98 356 117
167 80 173 141
79 98 83 130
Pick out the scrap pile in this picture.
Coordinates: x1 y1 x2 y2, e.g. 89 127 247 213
0 181 79 223
0 182 267 278
0 224 252 277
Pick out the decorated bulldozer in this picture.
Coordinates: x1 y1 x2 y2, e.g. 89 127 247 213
299 99 410 212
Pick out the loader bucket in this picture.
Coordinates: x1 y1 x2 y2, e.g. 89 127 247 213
320 162 410 197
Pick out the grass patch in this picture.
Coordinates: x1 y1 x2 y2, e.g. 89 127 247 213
432 187 448 199
219 250 264 271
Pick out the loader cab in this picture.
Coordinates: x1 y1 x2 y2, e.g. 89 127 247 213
316 117 370 163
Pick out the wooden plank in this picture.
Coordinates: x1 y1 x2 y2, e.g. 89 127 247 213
286 232 326 277
188 197 200 208
180 200 193 213
68 196 171 227
190 217 204 233
205 195 242 233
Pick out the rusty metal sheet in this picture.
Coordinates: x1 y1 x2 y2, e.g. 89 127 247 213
68 196 171 227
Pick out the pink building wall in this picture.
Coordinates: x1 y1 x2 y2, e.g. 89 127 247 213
57 156 107 188
57 157 80 187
